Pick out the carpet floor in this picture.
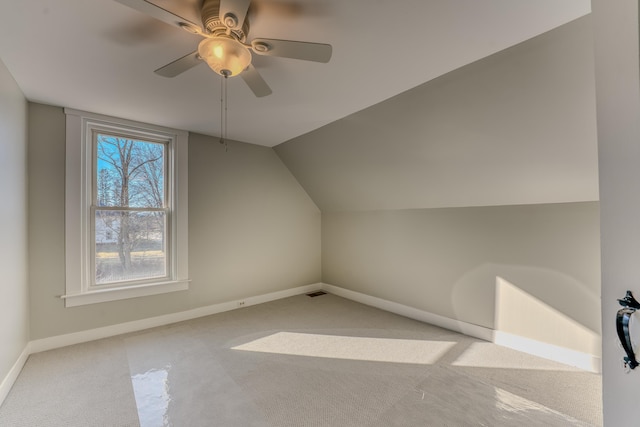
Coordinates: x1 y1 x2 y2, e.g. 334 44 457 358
0 293 602 426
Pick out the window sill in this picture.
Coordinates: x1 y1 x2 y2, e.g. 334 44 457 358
61 279 190 307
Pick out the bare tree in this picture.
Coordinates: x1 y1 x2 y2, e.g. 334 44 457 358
96 136 164 275
133 143 164 208
97 168 114 207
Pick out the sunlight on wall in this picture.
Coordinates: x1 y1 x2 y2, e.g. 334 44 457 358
232 332 456 364
494 277 601 357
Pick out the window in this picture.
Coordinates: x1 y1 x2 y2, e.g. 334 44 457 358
64 109 188 307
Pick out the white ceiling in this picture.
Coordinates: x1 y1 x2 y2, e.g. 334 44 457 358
0 0 590 147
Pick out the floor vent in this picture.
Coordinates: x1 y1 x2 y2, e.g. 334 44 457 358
306 291 327 297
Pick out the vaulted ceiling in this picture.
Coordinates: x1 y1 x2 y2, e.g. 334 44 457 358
276 16 599 211
0 0 590 147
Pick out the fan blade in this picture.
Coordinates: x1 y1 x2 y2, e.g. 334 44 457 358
154 51 202 77
250 39 332 63
114 0 203 33
219 0 251 30
240 64 272 97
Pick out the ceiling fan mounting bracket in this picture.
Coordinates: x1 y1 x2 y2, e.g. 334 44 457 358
252 41 270 53
178 22 201 35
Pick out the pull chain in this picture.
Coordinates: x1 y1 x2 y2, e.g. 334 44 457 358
219 72 229 152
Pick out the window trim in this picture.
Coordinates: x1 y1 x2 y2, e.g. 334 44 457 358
63 108 189 307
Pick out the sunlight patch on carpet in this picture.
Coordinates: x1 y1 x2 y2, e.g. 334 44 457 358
232 332 456 364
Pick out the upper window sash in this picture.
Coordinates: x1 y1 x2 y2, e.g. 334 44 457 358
92 131 169 209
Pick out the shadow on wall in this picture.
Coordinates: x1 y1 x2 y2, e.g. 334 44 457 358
451 264 601 357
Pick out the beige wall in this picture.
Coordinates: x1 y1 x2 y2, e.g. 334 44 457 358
0 59 29 381
276 16 601 358
28 103 321 340
322 203 601 355
188 132 321 304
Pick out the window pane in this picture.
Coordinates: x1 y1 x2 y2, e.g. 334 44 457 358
95 210 167 285
96 134 165 208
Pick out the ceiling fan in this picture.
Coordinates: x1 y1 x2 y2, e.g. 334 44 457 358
115 0 333 97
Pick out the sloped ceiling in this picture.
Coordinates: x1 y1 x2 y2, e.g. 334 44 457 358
0 0 590 147
275 16 598 211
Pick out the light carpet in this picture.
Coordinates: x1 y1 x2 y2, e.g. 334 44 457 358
0 293 602 426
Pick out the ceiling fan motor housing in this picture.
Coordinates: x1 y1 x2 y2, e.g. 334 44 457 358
201 0 250 42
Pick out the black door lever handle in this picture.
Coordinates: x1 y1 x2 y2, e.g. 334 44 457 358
617 291 640 369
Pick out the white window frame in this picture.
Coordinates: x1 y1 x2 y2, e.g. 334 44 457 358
63 108 189 307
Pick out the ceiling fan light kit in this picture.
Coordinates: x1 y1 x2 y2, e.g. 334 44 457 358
198 36 251 77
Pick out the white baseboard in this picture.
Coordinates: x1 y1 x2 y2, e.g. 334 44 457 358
320 283 494 341
320 283 601 373
493 331 602 373
1 283 322 408
0 345 30 406
30 283 322 354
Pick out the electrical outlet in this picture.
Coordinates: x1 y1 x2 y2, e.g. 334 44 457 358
237 300 246 307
